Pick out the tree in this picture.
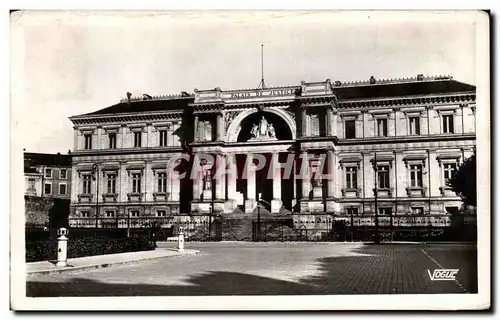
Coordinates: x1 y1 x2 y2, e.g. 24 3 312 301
448 151 476 207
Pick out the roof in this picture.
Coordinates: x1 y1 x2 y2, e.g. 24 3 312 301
334 79 475 101
79 97 194 117
24 152 72 167
71 77 475 118
24 167 40 174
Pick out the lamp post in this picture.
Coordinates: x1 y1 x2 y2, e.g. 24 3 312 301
373 152 380 244
92 163 99 229
350 205 354 242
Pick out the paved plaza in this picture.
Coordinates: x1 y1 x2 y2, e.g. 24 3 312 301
26 242 477 296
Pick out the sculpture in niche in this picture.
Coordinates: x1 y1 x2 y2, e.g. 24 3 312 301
249 116 278 141
203 169 212 190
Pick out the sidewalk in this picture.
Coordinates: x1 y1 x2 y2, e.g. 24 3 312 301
26 248 199 275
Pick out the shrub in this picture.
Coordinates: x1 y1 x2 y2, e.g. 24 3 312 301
25 235 154 262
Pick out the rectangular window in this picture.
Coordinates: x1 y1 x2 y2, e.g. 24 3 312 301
28 178 36 190
345 120 356 139
84 134 92 149
44 183 51 195
412 207 425 215
106 211 115 218
59 169 67 179
443 163 458 183
159 130 168 147
157 172 167 193
409 117 420 135
346 207 358 216
45 168 52 178
134 131 142 147
132 173 141 193
82 174 91 194
443 115 454 134
109 133 117 149
377 118 388 137
409 164 423 187
59 184 67 195
107 174 116 194
379 208 392 216
81 211 90 218
130 210 140 217
157 210 167 217
377 165 390 189
310 114 320 136
345 167 357 189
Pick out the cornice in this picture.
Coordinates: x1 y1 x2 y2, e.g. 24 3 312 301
71 111 183 125
338 93 476 109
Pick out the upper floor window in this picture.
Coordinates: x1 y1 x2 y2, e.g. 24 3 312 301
82 174 91 194
44 183 51 195
81 211 90 218
378 208 392 216
159 130 168 147
346 207 359 216
84 134 92 149
130 210 140 217
107 173 116 194
377 118 388 137
157 210 167 217
59 169 67 179
409 116 420 135
106 210 115 218
27 178 36 191
131 173 141 193
443 163 458 183
45 168 52 178
345 167 357 189
443 115 454 134
412 207 425 215
157 172 167 193
377 165 390 188
409 164 423 187
59 183 67 195
345 120 356 139
109 133 117 149
134 132 142 148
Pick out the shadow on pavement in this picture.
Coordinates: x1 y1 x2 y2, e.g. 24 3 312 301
26 243 478 297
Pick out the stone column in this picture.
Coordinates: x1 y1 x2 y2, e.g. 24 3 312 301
301 151 310 199
193 115 199 141
245 154 257 213
216 113 224 141
225 154 238 211
326 108 333 136
215 154 224 200
291 157 297 209
73 128 79 151
301 108 307 137
271 153 282 213
326 150 336 212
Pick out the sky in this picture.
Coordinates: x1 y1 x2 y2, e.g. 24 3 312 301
11 11 480 154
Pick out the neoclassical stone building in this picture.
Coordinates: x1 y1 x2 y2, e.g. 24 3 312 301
69 75 476 239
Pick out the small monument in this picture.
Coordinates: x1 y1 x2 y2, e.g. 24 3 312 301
249 116 278 141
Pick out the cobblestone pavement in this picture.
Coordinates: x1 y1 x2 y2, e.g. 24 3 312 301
26 242 477 296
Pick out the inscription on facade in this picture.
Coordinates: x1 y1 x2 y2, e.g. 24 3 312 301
227 88 296 99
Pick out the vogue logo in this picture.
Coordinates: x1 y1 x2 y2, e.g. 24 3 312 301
427 269 459 281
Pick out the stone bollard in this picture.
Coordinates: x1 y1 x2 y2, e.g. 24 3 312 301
177 227 184 252
56 227 69 267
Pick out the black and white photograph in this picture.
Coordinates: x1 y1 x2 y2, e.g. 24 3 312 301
9 10 490 311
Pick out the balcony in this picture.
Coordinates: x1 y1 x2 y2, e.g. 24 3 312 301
77 193 93 203
102 193 118 203
341 188 361 198
127 192 143 202
405 186 427 197
373 187 393 197
153 192 170 202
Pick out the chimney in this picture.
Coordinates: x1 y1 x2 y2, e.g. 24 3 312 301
369 76 376 84
126 92 132 104
417 74 424 81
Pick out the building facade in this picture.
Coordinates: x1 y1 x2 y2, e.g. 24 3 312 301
68 75 476 239
24 152 72 199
